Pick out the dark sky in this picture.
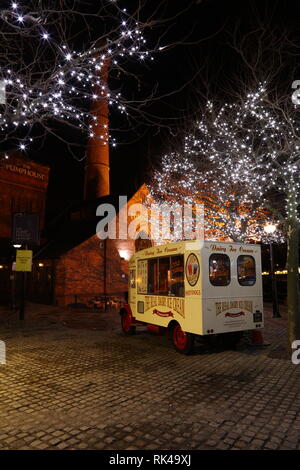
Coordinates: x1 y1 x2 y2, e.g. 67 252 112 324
24 0 300 223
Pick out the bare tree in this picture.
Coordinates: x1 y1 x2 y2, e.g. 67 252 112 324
0 0 175 153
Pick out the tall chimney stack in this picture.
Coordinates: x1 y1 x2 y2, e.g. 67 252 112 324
84 57 110 200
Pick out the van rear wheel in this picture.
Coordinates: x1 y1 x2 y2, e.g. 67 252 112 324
121 310 136 335
171 323 194 354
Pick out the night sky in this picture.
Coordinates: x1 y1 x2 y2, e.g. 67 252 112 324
23 0 300 226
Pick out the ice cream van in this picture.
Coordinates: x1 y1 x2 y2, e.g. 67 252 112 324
119 240 263 354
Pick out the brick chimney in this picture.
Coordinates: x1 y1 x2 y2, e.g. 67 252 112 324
84 58 110 200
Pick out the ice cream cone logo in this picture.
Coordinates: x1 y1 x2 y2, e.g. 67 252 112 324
186 253 200 286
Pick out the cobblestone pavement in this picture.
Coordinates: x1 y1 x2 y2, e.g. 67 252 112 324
0 303 299 450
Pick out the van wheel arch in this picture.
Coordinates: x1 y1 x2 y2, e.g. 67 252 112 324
119 307 127 316
120 307 136 335
167 320 179 339
168 321 195 355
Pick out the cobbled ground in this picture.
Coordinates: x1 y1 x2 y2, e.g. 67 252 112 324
0 303 299 450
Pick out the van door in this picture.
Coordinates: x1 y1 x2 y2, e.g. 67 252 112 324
129 267 137 314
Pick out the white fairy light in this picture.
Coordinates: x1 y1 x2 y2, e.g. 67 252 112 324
0 3 155 151
148 83 298 242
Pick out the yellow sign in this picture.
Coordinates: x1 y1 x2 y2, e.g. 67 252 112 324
144 295 185 318
15 250 33 272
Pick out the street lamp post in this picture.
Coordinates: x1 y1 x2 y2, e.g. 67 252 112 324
12 244 21 311
264 224 281 318
13 244 25 320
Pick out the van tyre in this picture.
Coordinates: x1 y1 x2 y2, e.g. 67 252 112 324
171 323 194 354
121 310 136 335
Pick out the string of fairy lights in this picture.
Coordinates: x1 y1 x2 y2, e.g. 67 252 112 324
0 1 154 155
148 84 300 243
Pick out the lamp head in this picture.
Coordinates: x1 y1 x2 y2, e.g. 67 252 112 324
264 223 276 234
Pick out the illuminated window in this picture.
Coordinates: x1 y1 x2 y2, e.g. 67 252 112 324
237 255 256 286
158 257 170 295
148 257 169 294
137 260 147 294
129 269 136 289
148 258 159 294
170 255 184 297
209 254 231 286
146 256 184 297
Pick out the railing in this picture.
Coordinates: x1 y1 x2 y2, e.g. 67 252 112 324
59 292 128 311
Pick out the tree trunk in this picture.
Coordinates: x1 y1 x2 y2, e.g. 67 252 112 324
287 216 300 346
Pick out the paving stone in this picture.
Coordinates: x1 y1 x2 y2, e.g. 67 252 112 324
56 442 69 449
49 438 61 446
264 442 279 450
250 439 265 449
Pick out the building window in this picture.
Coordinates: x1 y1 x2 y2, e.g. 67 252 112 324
237 255 256 286
209 254 231 286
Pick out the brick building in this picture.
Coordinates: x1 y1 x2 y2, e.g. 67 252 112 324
0 153 50 304
37 185 150 307
0 153 49 238
34 62 151 308
0 65 149 308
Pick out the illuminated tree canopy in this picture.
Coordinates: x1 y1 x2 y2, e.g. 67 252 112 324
149 81 300 343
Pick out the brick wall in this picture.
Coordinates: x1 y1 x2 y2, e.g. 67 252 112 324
53 184 150 307
54 236 130 306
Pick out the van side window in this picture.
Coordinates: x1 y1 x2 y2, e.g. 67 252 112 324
137 260 148 294
170 255 184 297
146 256 184 297
148 258 159 294
237 255 256 286
129 269 136 289
158 257 170 295
209 254 231 286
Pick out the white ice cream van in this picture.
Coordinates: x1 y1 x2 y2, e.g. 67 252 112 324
119 240 263 354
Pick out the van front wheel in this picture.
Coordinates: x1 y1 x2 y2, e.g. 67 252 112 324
171 323 194 354
121 310 136 335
